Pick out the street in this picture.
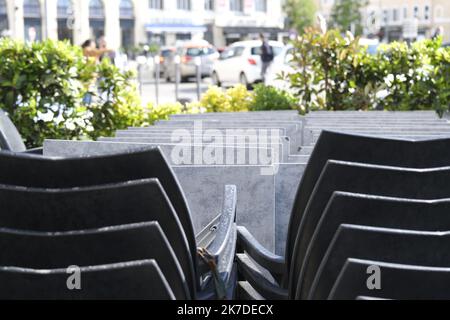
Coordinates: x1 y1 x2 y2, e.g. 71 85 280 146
139 67 214 105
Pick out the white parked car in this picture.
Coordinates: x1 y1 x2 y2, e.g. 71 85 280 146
265 45 295 91
211 40 284 88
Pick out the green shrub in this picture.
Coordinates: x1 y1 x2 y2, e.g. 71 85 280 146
146 102 184 124
226 84 253 112
199 84 251 112
250 84 298 111
286 28 450 115
198 84 297 113
199 86 230 112
0 39 145 147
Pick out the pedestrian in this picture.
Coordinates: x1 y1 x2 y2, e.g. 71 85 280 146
98 36 116 65
260 33 274 84
81 39 112 105
81 39 111 62
432 26 444 40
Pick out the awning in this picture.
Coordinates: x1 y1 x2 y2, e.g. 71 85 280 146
145 24 207 34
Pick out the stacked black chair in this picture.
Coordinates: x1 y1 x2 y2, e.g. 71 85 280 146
0 148 237 300
0 260 175 300
236 130 450 300
0 222 190 299
329 259 450 300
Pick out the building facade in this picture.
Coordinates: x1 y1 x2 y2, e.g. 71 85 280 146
0 0 285 49
315 0 450 43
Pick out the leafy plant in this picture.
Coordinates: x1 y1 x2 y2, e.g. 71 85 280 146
199 84 252 113
250 84 298 111
285 29 450 115
330 0 368 36
0 39 147 147
284 0 317 34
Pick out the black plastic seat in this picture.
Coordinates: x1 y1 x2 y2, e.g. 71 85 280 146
307 225 450 300
0 178 196 297
298 193 450 301
286 131 450 271
0 222 190 300
0 148 197 273
236 131 450 299
237 161 450 300
291 161 450 299
0 149 238 299
329 259 450 300
0 260 175 300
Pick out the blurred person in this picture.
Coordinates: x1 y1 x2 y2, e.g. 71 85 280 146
260 33 274 84
98 36 116 65
81 39 111 62
432 26 444 40
81 39 112 105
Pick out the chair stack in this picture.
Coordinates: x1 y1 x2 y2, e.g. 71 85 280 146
0 149 237 300
235 111 450 300
4 109 450 300
44 110 307 256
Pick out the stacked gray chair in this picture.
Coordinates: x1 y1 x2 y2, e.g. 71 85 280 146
43 110 306 257
0 109 42 154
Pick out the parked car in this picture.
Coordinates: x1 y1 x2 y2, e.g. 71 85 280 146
211 40 284 88
164 40 219 82
265 45 295 90
159 46 176 77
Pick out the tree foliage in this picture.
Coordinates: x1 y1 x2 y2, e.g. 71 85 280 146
330 0 368 36
284 0 317 34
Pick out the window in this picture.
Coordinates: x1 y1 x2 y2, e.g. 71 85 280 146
392 8 399 22
23 0 42 41
251 46 282 56
89 0 105 39
186 47 217 57
0 0 8 34
403 7 407 19
89 0 104 19
255 0 267 12
57 0 73 18
230 0 243 12
220 47 244 59
382 10 388 24
149 0 163 10
204 0 214 11
176 33 191 41
120 0 134 19
120 0 134 50
177 0 191 10
57 0 74 42
424 5 430 20
24 0 41 18
413 6 419 18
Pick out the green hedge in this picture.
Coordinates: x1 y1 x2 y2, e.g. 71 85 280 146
285 28 450 115
0 39 147 148
193 84 298 113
